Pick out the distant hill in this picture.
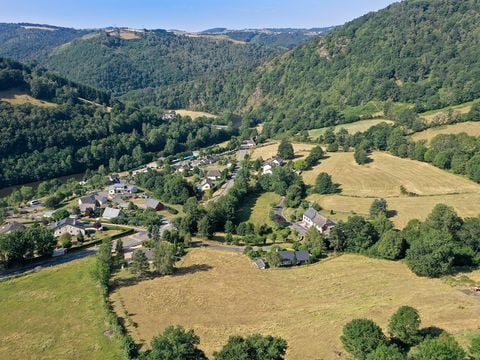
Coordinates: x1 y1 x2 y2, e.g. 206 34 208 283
0 23 89 61
243 0 480 133
199 27 334 49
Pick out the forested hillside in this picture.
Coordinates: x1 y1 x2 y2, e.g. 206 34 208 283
0 23 89 61
40 30 281 110
248 0 480 134
0 58 234 187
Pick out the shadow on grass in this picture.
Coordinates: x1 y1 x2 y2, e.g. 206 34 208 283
235 190 262 224
173 263 213 277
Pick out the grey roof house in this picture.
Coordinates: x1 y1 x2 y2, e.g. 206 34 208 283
145 198 164 211
102 207 122 220
302 208 336 234
49 218 85 237
0 221 26 235
278 250 310 266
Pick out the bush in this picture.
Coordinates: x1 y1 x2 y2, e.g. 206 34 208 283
341 319 387 359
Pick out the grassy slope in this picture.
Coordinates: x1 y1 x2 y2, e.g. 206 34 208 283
410 121 480 142
308 119 394 138
112 248 480 359
303 151 480 228
420 100 477 123
0 89 57 108
0 258 122 360
250 142 315 161
235 191 281 226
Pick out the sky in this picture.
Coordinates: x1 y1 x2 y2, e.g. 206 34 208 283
0 0 399 32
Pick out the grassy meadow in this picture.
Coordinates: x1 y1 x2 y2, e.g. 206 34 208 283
308 119 394 138
410 121 480 142
235 191 281 226
0 258 122 360
111 248 480 359
420 100 478 123
170 109 218 119
0 89 57 108
302 151 480 228
250 142 316 161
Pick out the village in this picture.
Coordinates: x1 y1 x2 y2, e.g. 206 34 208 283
0 137 338 276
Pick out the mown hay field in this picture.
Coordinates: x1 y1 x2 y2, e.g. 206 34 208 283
250 142 316 161
421 101 476 123
111 248 480 359
410 121 480 142
308 119 394 138
302 151 480 227
171 109 218 119
0 258 122 360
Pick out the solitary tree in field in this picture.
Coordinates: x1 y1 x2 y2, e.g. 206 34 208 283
146 326 207 360
370 199 388 218
314 172 337 194
388 306 422 346
341 319 387 360
277 139 294 160
154 241 175 275
131 250 150 278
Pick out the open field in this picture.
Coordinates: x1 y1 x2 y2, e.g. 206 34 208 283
0 258 121 359
421 100 477 123
0 89 57 108
236 191 281 226
250 142 316 161
308 119 394 138
302 151 480 227
111 248 480 359
170 109 218 119
410 121 480 142
303 151 480 197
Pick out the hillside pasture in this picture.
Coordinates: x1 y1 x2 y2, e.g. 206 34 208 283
308 119 394 138
421 100 477 123
302 151 480 197
302 151 480 227
250 142 316 161
171 109 218 119
235 191 281 226
410 121 480 142
0 258 122 359
111 248 480 360
0 89 57 108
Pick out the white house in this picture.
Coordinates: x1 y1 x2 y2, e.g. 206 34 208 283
197 178 214 192
206 169 222 181
49 218 85 238
108 183 138 196
302 208 335 234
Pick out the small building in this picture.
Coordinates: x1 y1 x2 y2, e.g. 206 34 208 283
49 218 85 238
206 169 222 181
109 173 121 184
241 139 257 149
108 183 138 196
102 207 122 220
94 193 109 206
145 198 164 211
124 247 155 265
197 178 214 192
111 196 130 209
253 258 267 270
0 221 26 235
262 164 274 175
262 157 284 175
302 208 335 234
278 250 310 266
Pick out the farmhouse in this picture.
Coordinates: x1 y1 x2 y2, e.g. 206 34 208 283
102 207 122 220
302 208 335 234
197 178 214 191
0 221 26 235
145 198 164 211
108 183 138 196
94 193 109 206
263 156 284 175
241 139 257 149
206 169 222 181
49 218 85 238
278 250 310 266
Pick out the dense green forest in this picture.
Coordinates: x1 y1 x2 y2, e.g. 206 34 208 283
39 30 280 109
248 0 480 134
0 58 235 187
0 23 89 61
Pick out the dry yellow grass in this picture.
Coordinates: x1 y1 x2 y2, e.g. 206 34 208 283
308 119 394 138
302 151 480 227
0 89 57 108
421 103 474 123
410 122 480 142
111 249 480 359
250 142 316 160
309 193 480 228
303 152 480 197
171 109 218 119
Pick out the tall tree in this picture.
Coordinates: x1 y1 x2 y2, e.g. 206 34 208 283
277 139 294 160
131 250 150 278
146 326 207 360
154 241 175 275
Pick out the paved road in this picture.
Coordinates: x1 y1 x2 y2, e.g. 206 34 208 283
0 246 98 280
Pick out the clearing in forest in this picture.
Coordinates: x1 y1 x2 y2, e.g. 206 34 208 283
308 119 394 138
111 248 480 360
0 258 122 360
0 89 57 108
170 109 218 119
410 121 480 142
